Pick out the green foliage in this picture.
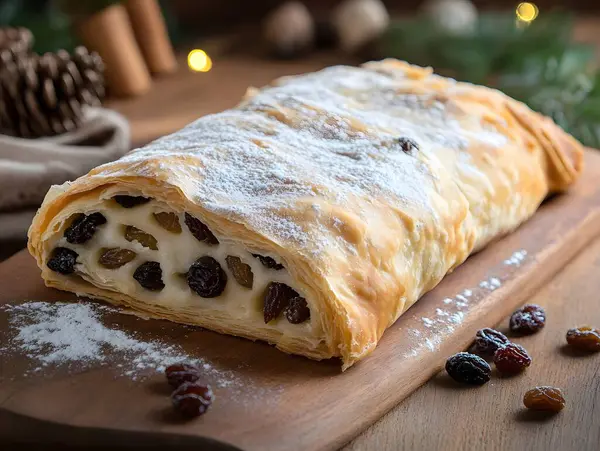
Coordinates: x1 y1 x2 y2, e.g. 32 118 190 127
379 13 600 148
0 0 75 53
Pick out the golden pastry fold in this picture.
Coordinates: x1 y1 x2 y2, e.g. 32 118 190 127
28 60 583 369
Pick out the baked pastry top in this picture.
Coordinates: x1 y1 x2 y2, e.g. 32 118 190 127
28 60 583 369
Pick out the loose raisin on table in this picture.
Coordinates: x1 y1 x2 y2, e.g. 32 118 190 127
133 261 165 291
494 342 532 375
124 225 158 250
523 386 566 412
225 255 254 289
184 213 219 245
171 382 214 418
470 328 510 358
165 363 201 388
113 195 151 208
98 248 137 269
263 282 299 323
445 352 491 386
64 212 107 244
252 253 284 270
187 256 227 297
47 247 78 274
284 297 311 324
566 326 600 352
154 212 182 234
509 304 546 335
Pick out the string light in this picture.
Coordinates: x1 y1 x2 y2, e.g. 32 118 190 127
187 49 212 72
516 2 539 23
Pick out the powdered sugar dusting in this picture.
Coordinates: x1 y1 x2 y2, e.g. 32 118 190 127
0 302 235 386
479 277 502 290
421 317 435 327
504 249 528 267
95 62 509 260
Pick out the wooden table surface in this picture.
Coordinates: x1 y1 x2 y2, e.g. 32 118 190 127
345 237 600 450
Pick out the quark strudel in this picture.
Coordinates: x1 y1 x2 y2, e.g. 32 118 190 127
28 60 583 369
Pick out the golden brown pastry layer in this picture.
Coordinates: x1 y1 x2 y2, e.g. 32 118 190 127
28 60 583 369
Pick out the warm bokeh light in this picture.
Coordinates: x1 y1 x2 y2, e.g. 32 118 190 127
516 2 539 23
187 49 212 72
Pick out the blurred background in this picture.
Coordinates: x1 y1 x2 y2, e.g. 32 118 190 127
1 0 600 260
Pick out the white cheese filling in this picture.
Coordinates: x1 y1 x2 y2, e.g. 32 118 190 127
49 196 316 340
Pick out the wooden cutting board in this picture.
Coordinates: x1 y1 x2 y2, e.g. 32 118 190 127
2 150 600 451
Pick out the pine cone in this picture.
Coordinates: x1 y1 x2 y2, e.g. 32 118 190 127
0 27 33 55
0 45 105 138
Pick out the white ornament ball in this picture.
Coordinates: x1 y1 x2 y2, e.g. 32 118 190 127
263 1 315 58
422 0 478 35
333 0 390 53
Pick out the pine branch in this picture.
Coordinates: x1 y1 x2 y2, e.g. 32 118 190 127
377 13 600 148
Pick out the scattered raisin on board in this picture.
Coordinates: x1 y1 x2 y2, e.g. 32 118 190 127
470 328 510 358
445 352 491 386
187 256 227 298
523 386 566 413
252 253 284 270
47 247 78 274
284 297 311 324
509 304 546 335
113 195 151 208
165 363 201 388
225 255 254 289
263 282 299 323
494 343 532 375
566 326 600 352
171 382 214 418
133 261 165 291
184 213 219 245
64 212 107 244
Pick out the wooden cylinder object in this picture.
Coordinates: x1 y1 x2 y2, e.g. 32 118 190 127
77 4 151 97
125 0 178 75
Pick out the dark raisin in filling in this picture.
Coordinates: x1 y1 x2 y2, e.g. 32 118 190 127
98 248 137 269
263 282 298 323
187 256 227 297
64 212 107 244
113 195 151 208
124 226 158 250
133 261 165 291
284 297 311 324
252 254 284 270
153 212 182 233
47 247 78 274
225 255 254 289
184 213 219 245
